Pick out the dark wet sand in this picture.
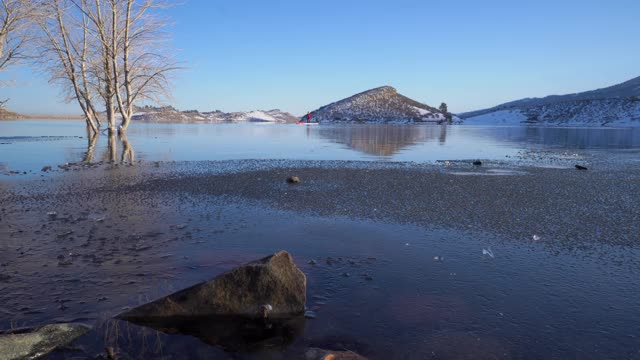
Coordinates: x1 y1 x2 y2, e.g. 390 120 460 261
1 159 640 359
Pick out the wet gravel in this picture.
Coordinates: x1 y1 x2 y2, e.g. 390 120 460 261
117 158 640 253
1 153 639 359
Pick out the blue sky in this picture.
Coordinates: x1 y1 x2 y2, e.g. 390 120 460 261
2 0 639 115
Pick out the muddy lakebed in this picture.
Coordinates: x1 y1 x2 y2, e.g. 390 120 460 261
1 121 640 359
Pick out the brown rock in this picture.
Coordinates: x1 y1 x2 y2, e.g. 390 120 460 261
118 251 306 319
287 176 301 184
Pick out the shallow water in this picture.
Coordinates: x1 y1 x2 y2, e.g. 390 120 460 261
2 120 640 173
3 180 639 360
1 121 640 359
0 181 640 359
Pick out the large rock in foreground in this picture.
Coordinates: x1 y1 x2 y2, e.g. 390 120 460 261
119 251 306 320
0 323 91 360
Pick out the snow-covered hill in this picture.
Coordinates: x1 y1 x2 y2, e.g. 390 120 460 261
305 86 451 124
132 106 298 124
461 76 640 126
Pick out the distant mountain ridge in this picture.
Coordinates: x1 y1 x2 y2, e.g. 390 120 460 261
461 76 640 126
132 106 298 123
305 86 452 124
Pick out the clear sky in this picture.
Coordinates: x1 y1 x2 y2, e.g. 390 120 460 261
1 0 639 116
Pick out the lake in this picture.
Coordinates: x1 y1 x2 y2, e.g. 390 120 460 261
2 120 640 174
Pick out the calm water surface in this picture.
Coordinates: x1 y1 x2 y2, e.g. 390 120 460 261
2 120 640 172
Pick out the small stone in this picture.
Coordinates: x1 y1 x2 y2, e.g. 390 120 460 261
575 165 588 170
41 166 52 172
287 176 301 184
305 348 368 360
473 160 482 166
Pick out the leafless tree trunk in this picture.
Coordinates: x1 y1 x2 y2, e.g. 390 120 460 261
107 0 178 133
83 125 99 162
78 0 117 133
106 131 117 162
36 0 100 134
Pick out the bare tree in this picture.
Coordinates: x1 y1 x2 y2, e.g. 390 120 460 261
72 0 118 133
0 0 36 73
36 0 101 133
106 0 177 133
35 0 177 135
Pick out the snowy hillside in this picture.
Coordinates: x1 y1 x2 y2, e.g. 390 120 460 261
461 76 640 127
132 106 298 123
306 86 450 124
465 99 640 127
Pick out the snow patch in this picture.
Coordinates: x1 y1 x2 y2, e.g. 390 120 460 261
464 110 528 125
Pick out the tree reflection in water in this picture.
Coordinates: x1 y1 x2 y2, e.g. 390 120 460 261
83 126 99 163
119 133 135 165
83 131 136 165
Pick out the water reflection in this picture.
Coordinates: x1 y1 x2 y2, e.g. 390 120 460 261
83 128 99 163
2 120 640 173
316 125 448 156
119 133 135 165
465 126 640 149
97 132 136 165
316 125 640 157
119 315 306 352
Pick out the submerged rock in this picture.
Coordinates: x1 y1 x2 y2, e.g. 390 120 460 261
305 347 368 360
118 251 306 320
473 160 483 166
0 323 91 360
575 164 588 170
